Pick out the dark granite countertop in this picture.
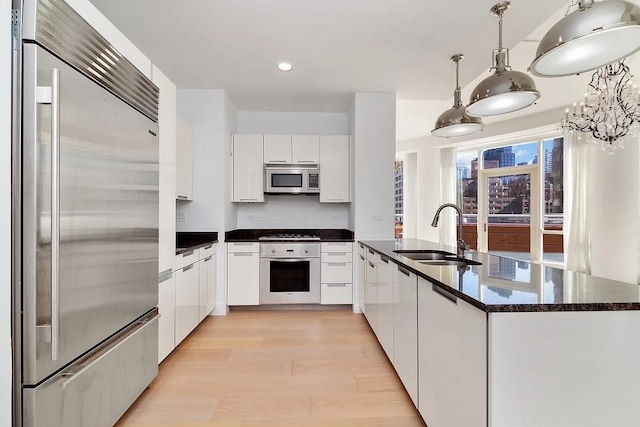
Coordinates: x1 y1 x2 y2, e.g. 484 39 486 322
176 232 218 255
225 229 354 242
359 239 640 313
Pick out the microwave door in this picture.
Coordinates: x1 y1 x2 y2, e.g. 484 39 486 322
269 172 304 193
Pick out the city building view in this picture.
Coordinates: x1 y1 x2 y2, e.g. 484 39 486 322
395 159 404 237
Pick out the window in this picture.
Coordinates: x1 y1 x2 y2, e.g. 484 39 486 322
455 137 565 264
395 160 404 238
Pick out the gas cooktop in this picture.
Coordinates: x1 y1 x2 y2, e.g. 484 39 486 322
258 233 321 241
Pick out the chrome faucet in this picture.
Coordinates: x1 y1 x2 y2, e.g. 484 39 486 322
431 203 469 258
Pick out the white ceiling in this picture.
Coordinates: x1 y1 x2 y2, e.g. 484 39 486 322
88 0 567 113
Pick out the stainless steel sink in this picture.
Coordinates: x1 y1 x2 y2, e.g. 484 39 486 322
393 250 481 266
393 250 456 261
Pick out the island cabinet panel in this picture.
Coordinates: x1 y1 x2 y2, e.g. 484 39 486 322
364 257 378 335
376 257 394 361
357 248 366 314
418 277 487 427
392 265 418 406
488 311 640 427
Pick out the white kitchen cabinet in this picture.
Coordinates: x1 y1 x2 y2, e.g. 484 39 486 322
198 247 217 320
418 277 487 427
364 256 378 334
158 271 175 363
292 135 320 164
320 242 353 305
176 114 193 201
357 247 366 314
174 262 199 346
376 257 394 361
152 66 177 275
319 135 350 203
232 134 264 203
263 135 292 164
205 253 217 315
393 265 418 406
227 244 260 306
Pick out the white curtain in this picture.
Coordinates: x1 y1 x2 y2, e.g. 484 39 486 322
402 153 418 238
564 133 592 274
440 148 457 247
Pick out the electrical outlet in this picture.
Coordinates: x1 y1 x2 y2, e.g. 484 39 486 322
371 214 382 221
247 215 255 220
177 212 187 222
255 215 263 221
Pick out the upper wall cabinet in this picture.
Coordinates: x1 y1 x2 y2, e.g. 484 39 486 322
264 135 292 164
233 134 265 203
176 115 193 201
292 135 320 164
263 135 320 165
320 135 350 203
152 66 177 274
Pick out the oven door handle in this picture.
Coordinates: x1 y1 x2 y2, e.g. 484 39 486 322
265 258 317 262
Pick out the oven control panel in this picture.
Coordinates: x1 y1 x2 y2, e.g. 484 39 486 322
260 243 321 258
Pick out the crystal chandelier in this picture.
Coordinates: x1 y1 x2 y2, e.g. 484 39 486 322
560 60 640 153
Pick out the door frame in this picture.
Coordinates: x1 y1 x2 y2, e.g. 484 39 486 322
477 165 541 262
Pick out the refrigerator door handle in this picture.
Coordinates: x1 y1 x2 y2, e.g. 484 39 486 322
51 68 61 361
61 311 160 388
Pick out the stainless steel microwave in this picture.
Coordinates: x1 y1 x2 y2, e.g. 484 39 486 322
265 164 320 194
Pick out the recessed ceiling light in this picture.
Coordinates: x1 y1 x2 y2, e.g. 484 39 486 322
277 62 293 72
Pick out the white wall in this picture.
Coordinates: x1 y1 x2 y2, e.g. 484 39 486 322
1 0 12 423
415 148 441 243
237 196 350 229
177 89 237 313
352 93 396 241
235 110 351 229
237 111 348 135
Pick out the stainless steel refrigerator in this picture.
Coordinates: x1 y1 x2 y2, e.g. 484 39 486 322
12 0 161 426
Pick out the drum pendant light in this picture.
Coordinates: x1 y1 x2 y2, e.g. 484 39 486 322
467 2 541 117
432 54 484 138
530 0 640 77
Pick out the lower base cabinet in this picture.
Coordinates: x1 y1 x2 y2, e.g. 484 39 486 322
174 262 199 346
418 277 487 427
227 246 260 306
393 265 418 406
320 283 352 304
198 254 217 321
377 257 394 360
158 272 176 363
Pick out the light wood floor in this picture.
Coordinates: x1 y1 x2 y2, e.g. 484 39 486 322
115 309 425 427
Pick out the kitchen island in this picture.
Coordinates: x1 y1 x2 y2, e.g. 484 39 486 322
358 239 640 427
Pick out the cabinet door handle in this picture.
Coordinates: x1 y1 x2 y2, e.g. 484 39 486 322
327 284 347 288
183 263 196 272
233 253 254 257
232 242 255 246
398 266 411 277
268 160 287 163
432 283 457 304
177 195 188 200
326 252 348 256
326 198 344 202
240 198 258 202
368 261 375 268
327 262 347 267
381 257 389 264
159 269 173 283
368 249 375 255
182 250 194 257
359 255 365 261
204 256 213 262
297 160 315 163
204 244 213 250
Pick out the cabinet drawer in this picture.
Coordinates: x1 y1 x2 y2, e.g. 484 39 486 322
321 242 353 253
321 262 353 283
175 249 198 270
199 243 216 260
366 248 381 263
227 242 259 253
358 243 365 257
321 251 352 263
321 283 353 305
